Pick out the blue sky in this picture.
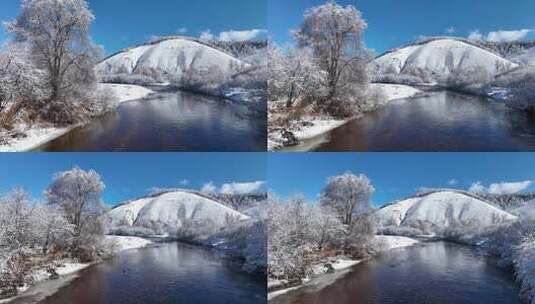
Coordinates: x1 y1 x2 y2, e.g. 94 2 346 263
268 153 535 207
269 0 535 54
0 153 266 207
0 0 267 55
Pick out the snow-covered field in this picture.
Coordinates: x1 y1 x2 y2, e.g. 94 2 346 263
108 190 249 230
0 83 154 152
96 37 244 80
372 38 518 80
377 190 517 230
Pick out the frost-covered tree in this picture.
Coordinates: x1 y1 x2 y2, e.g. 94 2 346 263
319 172 375 226
5 0 101 123
268 44 327 107
45 167 105 259
308 205 344 250
0 43 47 126
294 1 370 108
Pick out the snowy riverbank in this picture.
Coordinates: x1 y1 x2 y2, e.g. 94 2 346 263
268 235 419 300
0 83 154 152
268 83 422 151
0 235 153 303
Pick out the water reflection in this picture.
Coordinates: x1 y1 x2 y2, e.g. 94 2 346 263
11 243 266 304
37 91 267 152
305 91 535 151
272 242 520 304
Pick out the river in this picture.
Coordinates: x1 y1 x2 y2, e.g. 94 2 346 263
289 91 535 152
271 242 520 304
10 243 266 304
36 90 267 151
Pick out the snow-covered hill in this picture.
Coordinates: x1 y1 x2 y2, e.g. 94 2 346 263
96 37 245 81
512 47 535 66
372 38 517 82
511 199 535 220
108 190 249 231
377 190 517 230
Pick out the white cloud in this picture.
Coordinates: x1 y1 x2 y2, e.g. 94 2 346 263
468 29 533 42
220 181 265 195
218 29 267 42
176 27 188 34
445 27 456 34
468 180 533 194
200 181 217 193
179 179 189 186
468 181 486 193
487 29 532 42
488 181 533 194
199 29 214 41
468 30 484 41
448 179 458 186
200 181 265 195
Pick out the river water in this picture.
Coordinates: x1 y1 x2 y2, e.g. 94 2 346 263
37 91 267 151
271 242 520 304
11 243 266 304
295 91 535 152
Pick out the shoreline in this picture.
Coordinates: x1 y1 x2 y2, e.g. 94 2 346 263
0 235 154 304
268 83 422 152
267 235 419 301
0 83 155 152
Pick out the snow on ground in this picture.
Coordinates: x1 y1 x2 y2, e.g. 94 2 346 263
0 83 154 152
108 190 249 230
374 235 419 251
104 235 154 252
370 83 422 102
0 125 73 152
372 38 517 80
96 37 244 80
377 190 517 229
292 118 347 141
99 83 154 104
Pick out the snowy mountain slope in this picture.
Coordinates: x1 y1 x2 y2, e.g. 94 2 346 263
372 38 518 81
511 199 535 220
377 190 517 229
512 47 535 66
108 190 249 230
96 37 245 80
